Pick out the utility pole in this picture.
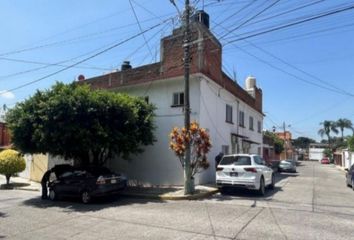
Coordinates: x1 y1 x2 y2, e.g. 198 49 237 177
283 122 287 159
183 0 193 194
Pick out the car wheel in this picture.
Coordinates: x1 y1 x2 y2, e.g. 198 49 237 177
49 189 57 201
81 191 91 204
258 177 265 196
352 180 354 191
269 174 275 190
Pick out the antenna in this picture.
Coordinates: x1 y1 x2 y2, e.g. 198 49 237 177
233 66 237 83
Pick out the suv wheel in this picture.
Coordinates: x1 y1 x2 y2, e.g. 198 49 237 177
49 189 57 201
258 177 265 196
81 191 91 204
269 174 275 190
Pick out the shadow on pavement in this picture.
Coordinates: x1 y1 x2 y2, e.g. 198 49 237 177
275 171 299 184
21 195 165 213
0 212 8 218
0 182 30 190
213 172 299 201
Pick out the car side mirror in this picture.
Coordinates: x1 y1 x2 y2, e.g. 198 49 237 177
344 168 349 172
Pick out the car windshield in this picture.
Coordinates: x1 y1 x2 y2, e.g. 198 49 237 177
220 156 251 165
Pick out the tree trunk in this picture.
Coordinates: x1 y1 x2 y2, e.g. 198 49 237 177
5 174 10 185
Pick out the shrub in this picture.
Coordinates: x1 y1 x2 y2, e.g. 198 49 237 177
169 121 212 178
0 149 26 185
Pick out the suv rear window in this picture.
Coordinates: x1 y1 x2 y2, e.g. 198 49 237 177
220 156 251 165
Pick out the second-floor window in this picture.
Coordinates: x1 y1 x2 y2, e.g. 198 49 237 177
239 111 245 127
249 116 254 130
172 92 184 107
226 104 233 123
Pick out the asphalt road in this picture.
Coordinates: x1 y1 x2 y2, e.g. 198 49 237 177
0 161 353 240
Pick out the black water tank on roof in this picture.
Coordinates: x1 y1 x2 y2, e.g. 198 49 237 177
121 61 132 71
192 10 210 29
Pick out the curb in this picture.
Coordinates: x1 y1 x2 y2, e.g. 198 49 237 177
0 184 40 192
120 189 219 201
14 187 40 192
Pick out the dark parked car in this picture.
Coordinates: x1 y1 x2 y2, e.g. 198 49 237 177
345 164 354 190
278 160 296 173
48 166 127 203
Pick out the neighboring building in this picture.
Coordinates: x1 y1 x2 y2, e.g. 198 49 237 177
0 122 11 149
263 133 276 162
83 11 264 185
308 143 328 161
275 131 294 160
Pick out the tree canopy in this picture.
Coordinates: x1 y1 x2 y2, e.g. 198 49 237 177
264 131 284 154
292 137 316 149
6 82 156 166
0 149 26 185
318 120 338 146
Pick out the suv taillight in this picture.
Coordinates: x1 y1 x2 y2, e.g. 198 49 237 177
216 167 224 172
96 176 106 185
244 167 257 173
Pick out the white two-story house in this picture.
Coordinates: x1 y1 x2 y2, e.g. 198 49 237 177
84 11 264 185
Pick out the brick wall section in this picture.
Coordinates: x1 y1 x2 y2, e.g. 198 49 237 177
0 122 11 147
85 23 263 114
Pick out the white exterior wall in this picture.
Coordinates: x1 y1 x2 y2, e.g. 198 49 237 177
18 154 32 179
95 73 262 186
198 75 263 184
309 148 325 161
108 76 201 185
343 150 354 169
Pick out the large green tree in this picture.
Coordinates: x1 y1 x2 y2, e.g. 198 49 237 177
5 82 155 166
318 121 338 147
336 118 353 141
292 137 316 149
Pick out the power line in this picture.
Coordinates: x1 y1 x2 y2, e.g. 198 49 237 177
225 3 354 44
241 0 325 29
219 0 281 40
212 0 257 31
0 13 175 57
235 21 354 47
129 0 154 59
213 17 354 97
0 19 171 96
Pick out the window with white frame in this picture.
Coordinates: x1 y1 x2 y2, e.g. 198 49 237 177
239 111 245 127
226 104 233 123
172 92 184 107
249 116 254 130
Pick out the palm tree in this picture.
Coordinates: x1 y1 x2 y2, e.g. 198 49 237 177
336 118 353 140
318 121 339 147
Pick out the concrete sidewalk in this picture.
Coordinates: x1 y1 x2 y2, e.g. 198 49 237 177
0 175 41 191
0 174 218 200
121 185 218 200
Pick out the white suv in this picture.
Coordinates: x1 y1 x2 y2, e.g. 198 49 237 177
216 154 274 195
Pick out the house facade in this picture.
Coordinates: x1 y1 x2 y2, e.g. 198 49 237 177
84 13 264 185
309 143 328 161
0 122 11 149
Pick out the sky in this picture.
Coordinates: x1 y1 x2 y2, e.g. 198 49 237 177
0 0 354 141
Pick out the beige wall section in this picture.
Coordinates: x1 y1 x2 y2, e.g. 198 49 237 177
30 154 49 182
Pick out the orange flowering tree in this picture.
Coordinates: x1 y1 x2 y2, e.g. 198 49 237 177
169 121 212 178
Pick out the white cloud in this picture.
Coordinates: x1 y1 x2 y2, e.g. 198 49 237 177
0 90 15 99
